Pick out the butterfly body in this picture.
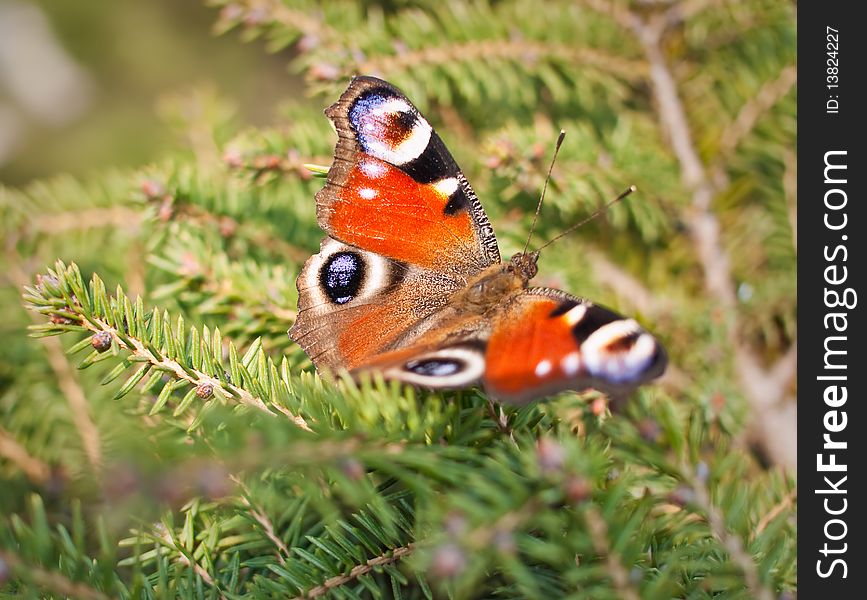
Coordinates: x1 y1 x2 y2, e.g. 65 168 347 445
289 76 666 404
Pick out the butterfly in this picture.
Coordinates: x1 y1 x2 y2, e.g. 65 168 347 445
289 76 666 404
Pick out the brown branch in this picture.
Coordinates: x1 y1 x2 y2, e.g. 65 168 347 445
486 397 516 444
24 206 141 236
0 549 112 600
81 313 312 432
629 8 796 470
755 488 797 536
781 147 797 252
585 247 668 315
295 493 541 598
154 527 226 600
665 0 736 27
717 64 797 163
225 0 337 43
171 201 312 265
39 334 104 472
583 506 641 600
294 544 415 599
769 342 797 395
30 206 139 235
0 426 52 485
231 476 291 565
683 465 774 600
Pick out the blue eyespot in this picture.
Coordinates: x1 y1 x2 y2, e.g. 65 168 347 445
320 252 364 304
349 89 418 153
404 359 461 377
349 92 388 134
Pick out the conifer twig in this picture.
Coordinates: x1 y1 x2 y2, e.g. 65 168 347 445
221 0 337 42
583 506 641 600
39 334 105 472
577 0 636 31
154 528 226 600
0 549 112 600
6 243 103 474
23 260 311 431
166 199 311 264
716 64 797 164
755 488 797 536
682 464 774 600
486 397 515 444
628 5 796 469
293 544 415 599
584 247 665 314
0 426 51 485
782 148 797 251
664 0 732 26
79 313 312 432
231 475 291 565
26 206 141 236
360 41 646 82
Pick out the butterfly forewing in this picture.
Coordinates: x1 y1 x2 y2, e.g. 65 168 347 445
316 76 499 276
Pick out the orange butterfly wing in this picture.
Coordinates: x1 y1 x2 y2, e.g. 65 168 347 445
482 290 667 403
349 289 667 403
316 76 499 276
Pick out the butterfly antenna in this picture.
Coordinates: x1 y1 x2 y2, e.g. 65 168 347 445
523 130 567 255
537 185 637 251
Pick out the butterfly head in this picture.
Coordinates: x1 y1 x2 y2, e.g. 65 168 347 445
507 250 540 284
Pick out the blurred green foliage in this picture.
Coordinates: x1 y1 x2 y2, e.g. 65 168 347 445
1 0 301 185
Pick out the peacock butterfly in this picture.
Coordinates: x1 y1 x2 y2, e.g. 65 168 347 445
289 76 666 404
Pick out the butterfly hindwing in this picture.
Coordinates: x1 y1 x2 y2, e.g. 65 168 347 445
289 236 465 372
317 76 499 276
483 289 667 403
348 289 666 403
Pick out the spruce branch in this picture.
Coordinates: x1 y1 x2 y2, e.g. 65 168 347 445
153 525 227 599
22 205 141 237
82 313 275 420
577 0 636 31
585 246 669 315
23 261 312 432
782 147 797 251
664 0 734 27
140 164 315 264
212 0 338 45
232 475 291 565
715 63 797 166
34 332 105 473
3 2 796 597
627 3 796 469
0 426 51 485
293 544 415 599
583 505 641 600
6 244 103 475
0 549 111 600
679 462 775 600
755 488 797 537
359 41 647 83
224 148 331 184
485 397 516 443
